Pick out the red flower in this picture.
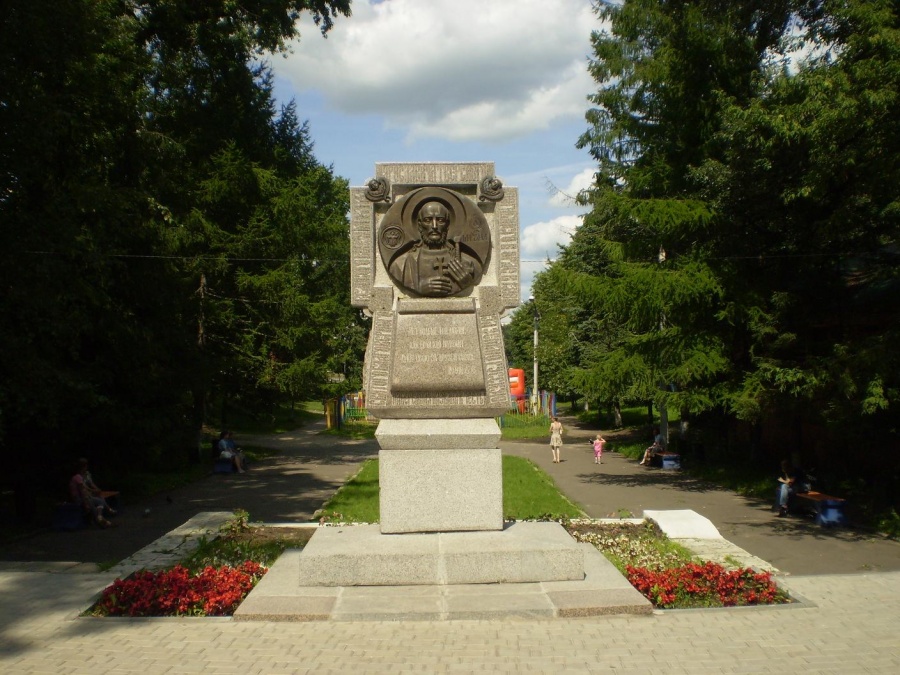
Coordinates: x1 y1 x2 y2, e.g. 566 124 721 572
626 562 786 609
93 563 267 617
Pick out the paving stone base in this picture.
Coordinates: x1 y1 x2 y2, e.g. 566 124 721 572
235 540 652 622
377 418 504 533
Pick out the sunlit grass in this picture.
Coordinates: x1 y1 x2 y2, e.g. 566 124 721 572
315 455 584 523
315 459 380 523
502 455 584 519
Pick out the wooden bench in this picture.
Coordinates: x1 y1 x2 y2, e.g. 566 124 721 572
214 457 236 473
649 452 681 469
794 491 847 527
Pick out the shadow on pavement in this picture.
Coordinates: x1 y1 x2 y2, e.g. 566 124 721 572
0 420 378 566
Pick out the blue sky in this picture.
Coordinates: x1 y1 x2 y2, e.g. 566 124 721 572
268 0 601 302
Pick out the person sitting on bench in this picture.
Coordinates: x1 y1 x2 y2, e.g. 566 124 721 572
69 458 115 528
776 459 810 517
639 440 663 466
218 430 246 473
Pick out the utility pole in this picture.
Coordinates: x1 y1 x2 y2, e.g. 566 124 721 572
531 295 540 414
657 246 669 447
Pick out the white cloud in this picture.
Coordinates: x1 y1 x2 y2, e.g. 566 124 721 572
548 167 595 206
274 0 597 142
517 214 581 302
521 214 581 260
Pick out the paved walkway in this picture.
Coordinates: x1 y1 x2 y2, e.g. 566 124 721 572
504 417 900 576
2 416 900 672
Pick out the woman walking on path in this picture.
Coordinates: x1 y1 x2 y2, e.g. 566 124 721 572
549 416 563 463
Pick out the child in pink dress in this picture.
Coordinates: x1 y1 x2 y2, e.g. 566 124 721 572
593 434 606 464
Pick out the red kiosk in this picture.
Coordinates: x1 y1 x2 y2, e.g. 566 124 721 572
508 368 526 413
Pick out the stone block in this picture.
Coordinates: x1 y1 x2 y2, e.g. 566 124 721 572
379 447 502 533
440 522 585 584
294 522 584 587
297 526 441 586
375 418 500 450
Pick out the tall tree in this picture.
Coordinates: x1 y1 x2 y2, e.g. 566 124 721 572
0 0 355 518
556 0 797 439
694 0 900 482
552 0 899 502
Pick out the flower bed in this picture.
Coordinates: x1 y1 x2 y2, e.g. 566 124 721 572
627 560 787 609
89 562 266 617
565 520 790 609
85 516 314 618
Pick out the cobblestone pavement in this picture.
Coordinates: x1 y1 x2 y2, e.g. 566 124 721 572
1 565 898 673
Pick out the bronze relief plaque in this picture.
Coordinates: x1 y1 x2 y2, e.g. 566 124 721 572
378 187 491 297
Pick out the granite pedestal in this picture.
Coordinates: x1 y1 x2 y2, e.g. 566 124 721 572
377 418 502 533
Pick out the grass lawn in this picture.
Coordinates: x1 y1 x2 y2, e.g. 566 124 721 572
221 401 322 435
500 424 549 440
322 422 377 439
315 455 584 523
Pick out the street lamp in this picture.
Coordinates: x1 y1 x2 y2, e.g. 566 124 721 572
530 294 540 414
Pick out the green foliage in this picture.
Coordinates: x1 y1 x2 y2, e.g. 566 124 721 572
535 0 900 516
0 1 362 510
566 521 694 575
608 440 647 462
220 509 251 536
322 424 378 440
224 402 319 435
315 460 381 523
502 456 585 520
498 412 551 440
876 509 900 541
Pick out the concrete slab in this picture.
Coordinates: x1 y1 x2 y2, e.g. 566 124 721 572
237 530 651 621
379 447 503 532
296 525 441 585
333 590 445 622
645 508 722 539
441 522 584 584
549 588 653 617
375 418 501 449
233 594 336 621
445 591 554 620
294 522 584 586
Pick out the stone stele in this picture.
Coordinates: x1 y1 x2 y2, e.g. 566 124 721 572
351 162 519 534
294 162 583 588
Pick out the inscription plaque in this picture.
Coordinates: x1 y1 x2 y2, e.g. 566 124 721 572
392 312 484 393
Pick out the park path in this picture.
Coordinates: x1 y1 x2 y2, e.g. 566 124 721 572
504 413 900 575
2 415 900 674
0 417 377 566
2 414 899 576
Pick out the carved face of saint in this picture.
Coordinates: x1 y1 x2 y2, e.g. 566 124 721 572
416 201 450 249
